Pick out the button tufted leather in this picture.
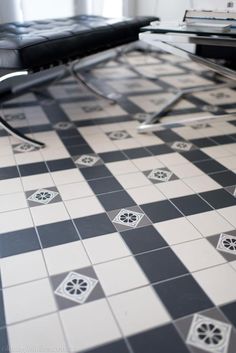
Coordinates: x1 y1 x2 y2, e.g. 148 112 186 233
0 15 157 72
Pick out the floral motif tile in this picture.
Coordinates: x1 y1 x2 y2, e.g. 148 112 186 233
143 168 178 184
54 272 98 304
73 154 102 168
26 188 61 206
13 143 39 154
106 130 131 141
186 314 232 353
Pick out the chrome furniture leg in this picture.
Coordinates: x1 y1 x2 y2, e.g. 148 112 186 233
0 71 45 148
70 62 121 104
138 81 236 133
137 32 236 133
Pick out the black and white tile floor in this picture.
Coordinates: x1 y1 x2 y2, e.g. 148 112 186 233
0 51 236 353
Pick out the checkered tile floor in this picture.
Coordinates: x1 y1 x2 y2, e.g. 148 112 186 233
0 51 236 353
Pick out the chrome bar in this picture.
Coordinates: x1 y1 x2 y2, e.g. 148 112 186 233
0 71 45 148
138 113 236 133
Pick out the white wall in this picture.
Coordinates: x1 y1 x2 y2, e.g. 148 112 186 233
193 0 235 10
135 0 193 20
21 0 74 21
0 0 22 23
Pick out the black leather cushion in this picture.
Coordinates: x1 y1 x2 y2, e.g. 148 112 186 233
0 15 157 72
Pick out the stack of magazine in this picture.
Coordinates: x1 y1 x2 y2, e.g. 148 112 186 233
183 9 236 31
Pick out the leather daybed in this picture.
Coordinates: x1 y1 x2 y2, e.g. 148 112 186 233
0 15 156 146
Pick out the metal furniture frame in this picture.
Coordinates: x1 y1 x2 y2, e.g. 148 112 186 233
138 27 236 132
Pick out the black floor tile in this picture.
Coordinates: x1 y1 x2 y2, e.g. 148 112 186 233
46 158 75 172
129 324 191 353
154 130 184 142
98 190 136 211
31 124 52 133
67 144 94 156
211 135 235 145
171 194 213 216
0 328 9 353
80 165 112 180
194 159 226 174
123 147 151 159
99 151 127 163
136 248 188 283
230 120 236 127
181 150 211 162
190 138 217 148
0 166 19 180
0 228 40 258
220 301 236 327
57 129 78 138
154 274 214 319
19 162 48 176
37 220 79 248
200 189 236 209
88 176 123 195
0 290 6 328
61 135 87 146
146 144 172 156
85 340 129 353
140 200 183 223
121 226 168 255
210 170 236 187
74 213 116 239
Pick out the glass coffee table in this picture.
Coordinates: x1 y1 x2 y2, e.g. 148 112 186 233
137 23 236 132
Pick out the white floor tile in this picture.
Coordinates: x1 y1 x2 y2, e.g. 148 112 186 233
218 155 236 170
8 314 68 353
43 241 90 275
0 178 23 195
83 233 131 264
183 175 221 193
132 156 163 171
127 184 166 204
0 250 47 287
60 299 121 352
57 181 93 201
218 206 236 228
172 238 226 272
113 138 141 150
193 263 236 305
94 257 148 296
170 163 204 179
15 151 44 165
21 173 55 191
30 203 70 226
3 278 57 324
202 145 233 159
0 192 27 213
157 152 189 167
65 196 104 218
51 169 84 186
0 208 33 233
154 217 202 245
106 160 138 176
0 154 16 168
109 286 171 336
116 172 152 189
156 180 194 198
187 211 234 237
